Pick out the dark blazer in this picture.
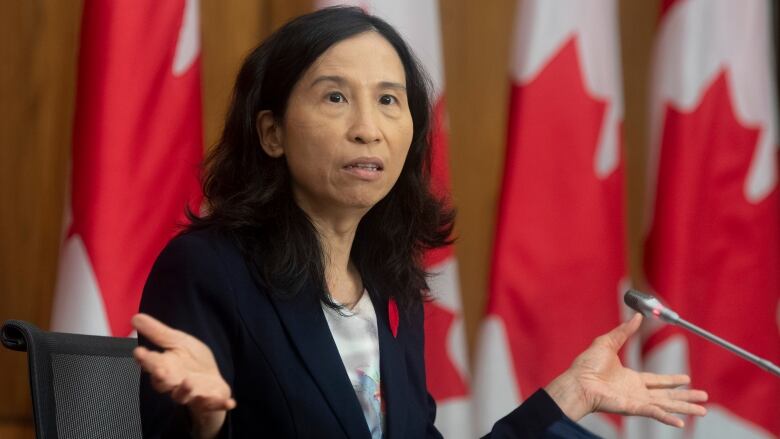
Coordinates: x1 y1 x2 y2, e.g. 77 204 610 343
138 228 598 438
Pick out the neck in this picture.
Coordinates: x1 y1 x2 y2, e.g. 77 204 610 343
315 216 358 276
301 204 367 307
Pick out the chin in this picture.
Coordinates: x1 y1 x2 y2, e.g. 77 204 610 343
338 194 383 211
345 199 379 211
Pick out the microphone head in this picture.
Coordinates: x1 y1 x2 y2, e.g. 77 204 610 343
624 289 654 312
623 289 680 323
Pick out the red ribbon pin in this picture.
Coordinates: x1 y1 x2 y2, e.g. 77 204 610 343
388 298 399 338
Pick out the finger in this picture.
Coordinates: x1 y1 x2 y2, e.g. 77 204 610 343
173 377 222 407
170 379 195 405
133 346 152 364
654 412 685 429
134 346 167 374
652 398 707 417
150 368 181 393
651 388 709 403
132 313 185 349
596 313 643 350
634 404 685 428
641 372 690 389
134 348 183 392
190 394 236 412
173 375 235 410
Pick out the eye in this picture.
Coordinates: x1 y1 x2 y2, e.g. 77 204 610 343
327 92 346 103
379 94 397 105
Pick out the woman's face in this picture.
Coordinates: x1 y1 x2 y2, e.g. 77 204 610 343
261 31 414 220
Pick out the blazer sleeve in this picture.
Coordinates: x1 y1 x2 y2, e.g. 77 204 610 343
480 389 600 438
137 232 240 439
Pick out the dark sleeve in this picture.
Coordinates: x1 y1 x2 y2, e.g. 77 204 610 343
137 232 239 439
482 389 599 438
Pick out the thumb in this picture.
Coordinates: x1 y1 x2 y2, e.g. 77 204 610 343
132 313 183 349
599 313 642 350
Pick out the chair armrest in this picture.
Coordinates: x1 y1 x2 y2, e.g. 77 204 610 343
2 319 41 352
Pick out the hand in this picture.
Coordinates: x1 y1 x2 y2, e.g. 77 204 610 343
545 313 708 428
132 313 236 439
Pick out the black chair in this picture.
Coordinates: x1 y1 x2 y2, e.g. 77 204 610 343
1 320 142 439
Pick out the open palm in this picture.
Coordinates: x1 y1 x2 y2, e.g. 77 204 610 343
546 314 708 428
132 313 235 438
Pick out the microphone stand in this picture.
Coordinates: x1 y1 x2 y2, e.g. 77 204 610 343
625 289 780 378
669 314 780 378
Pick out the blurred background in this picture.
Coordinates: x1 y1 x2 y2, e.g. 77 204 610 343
1 0 777 438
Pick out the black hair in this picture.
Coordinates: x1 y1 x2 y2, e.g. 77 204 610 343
187 6 454 313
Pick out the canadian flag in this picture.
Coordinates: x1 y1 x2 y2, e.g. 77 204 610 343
642 0 780 437
314 2 473 437
50 0 203 337
473 0 627 437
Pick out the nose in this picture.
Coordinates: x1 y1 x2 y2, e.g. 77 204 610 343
347 104 382 144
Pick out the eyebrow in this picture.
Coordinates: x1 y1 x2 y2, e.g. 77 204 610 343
379 81 407 91
310 75 406 91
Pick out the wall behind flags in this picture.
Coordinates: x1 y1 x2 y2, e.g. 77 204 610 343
0 0 691 436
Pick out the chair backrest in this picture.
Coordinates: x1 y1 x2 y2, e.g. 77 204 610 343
1 320 142 439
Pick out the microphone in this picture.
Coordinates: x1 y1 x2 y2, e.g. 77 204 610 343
623 289 680 323
624 289 780 378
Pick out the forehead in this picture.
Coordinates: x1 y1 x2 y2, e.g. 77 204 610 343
302 31 407 85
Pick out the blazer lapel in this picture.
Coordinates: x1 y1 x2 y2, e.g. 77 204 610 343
370 293 409 439
265 286 371 439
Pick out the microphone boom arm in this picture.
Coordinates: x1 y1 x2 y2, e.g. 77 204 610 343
673 316 780 377
624 289 780 378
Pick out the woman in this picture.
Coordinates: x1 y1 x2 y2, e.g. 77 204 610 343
133 6 707 438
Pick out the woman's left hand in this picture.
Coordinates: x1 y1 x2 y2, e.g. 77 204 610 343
544 313 708 428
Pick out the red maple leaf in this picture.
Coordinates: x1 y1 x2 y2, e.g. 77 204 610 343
422 92 468 400
424 96 455 268
488 36 626 410
644 71 780 433
424 300 469 400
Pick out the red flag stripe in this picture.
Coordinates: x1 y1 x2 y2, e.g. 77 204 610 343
54 0 203 336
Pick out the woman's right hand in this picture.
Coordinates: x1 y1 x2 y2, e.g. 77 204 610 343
132 313 236 439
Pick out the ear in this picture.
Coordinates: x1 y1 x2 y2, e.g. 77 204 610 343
256 110 284 158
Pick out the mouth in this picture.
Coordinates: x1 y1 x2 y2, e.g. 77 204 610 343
344 163 382 171
343 157 384 171
342 157 384 180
